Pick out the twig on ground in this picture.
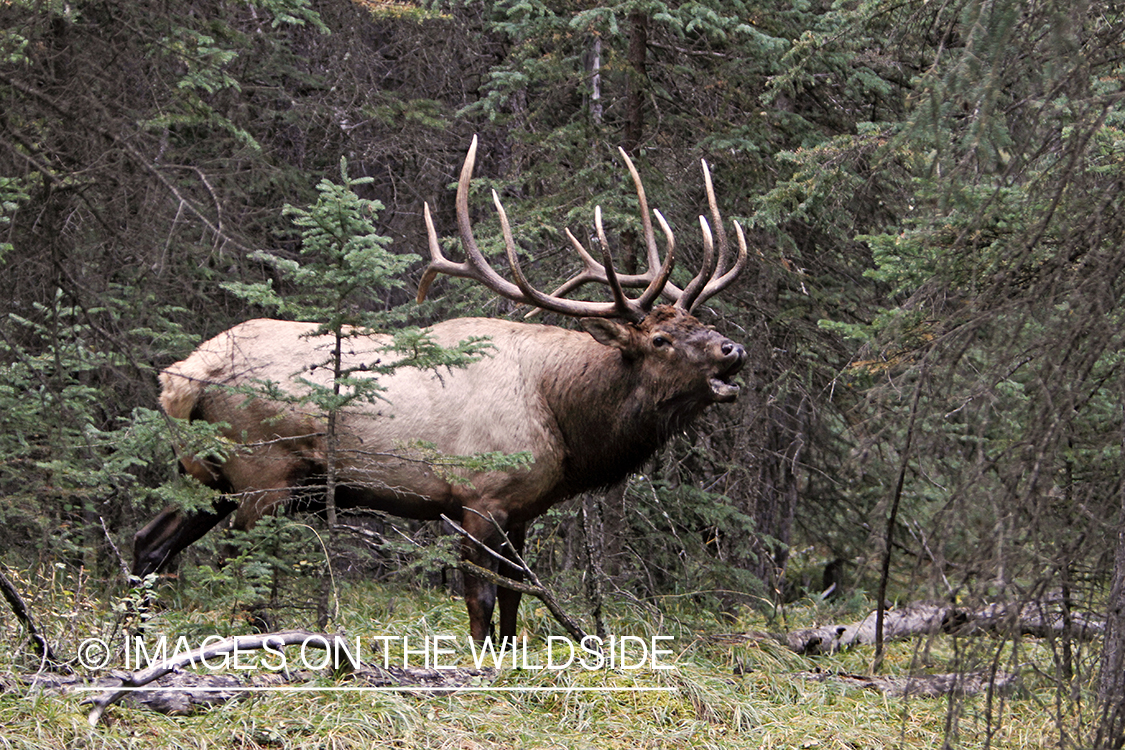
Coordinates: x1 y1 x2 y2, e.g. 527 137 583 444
0 567 70 673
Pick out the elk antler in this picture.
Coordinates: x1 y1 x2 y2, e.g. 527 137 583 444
417 137 745 321
673 158 749 312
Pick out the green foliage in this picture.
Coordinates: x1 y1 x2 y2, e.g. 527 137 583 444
0 27 31 65
407 439 533 486
251 0 329 31
620 477 763 599
462 0 792 159
221 157 492 416
0 176 28 259
207 515 325 612
225 157 413 327
0 294 198 564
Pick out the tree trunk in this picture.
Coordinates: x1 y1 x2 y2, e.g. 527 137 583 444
622 12 647 155
581 493 608 639
618 12 649 274
587 36 602 125
1095 477 1125 748
317 332 344 628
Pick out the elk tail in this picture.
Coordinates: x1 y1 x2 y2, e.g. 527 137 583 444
158 365 229 487
159 368 207 421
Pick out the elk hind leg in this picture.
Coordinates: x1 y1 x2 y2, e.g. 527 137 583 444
133 499 238 577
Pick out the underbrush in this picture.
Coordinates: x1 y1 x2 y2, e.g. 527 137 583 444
0 564 1088 749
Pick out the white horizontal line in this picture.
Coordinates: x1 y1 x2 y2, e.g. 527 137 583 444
74 686 677 693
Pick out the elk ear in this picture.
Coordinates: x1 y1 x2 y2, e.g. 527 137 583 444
581 318 635 351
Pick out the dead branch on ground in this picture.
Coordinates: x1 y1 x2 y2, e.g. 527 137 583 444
0 566 69 673
785 601 1104 655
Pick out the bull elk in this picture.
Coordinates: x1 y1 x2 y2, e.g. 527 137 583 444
134 138 748 641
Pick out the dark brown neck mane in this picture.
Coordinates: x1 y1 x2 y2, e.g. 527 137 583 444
542 339 709 495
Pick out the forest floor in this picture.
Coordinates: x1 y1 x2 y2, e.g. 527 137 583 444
0 566 1082 749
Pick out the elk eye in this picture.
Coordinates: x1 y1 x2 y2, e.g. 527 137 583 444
652 335 670 348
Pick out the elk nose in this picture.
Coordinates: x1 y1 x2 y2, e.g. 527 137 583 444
720 340 746 368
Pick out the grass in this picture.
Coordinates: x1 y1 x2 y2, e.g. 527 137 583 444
0 563 1094 749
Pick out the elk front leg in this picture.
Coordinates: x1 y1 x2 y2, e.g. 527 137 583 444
459 506 510 643
497 521 527 639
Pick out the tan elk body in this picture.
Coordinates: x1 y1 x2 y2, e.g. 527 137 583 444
134 138 748 641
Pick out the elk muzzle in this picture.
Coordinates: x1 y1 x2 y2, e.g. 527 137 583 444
709 339 746 402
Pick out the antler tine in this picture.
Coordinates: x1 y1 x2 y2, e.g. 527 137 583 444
451 137 529 300
617 147 662 272
594 207 640 317
673 160 723 311
418 136 531 305
702 160 731 278
693 221 749 308
690 158 749 309
541 227 615 301
676 215 718 312
671 158 750 313
566 227 607 276
417 202 448 303
635 209 677 309
493 190 642 321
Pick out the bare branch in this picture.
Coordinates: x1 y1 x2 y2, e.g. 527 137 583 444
442 513 589 642
0 568 69 674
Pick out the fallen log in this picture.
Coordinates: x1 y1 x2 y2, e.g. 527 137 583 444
8 660 496 723
786 600 1104 655
76 630 495 726
799 669 1018 698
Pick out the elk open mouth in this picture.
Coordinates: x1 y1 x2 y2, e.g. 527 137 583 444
709 374 741 402
709 348 746 402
